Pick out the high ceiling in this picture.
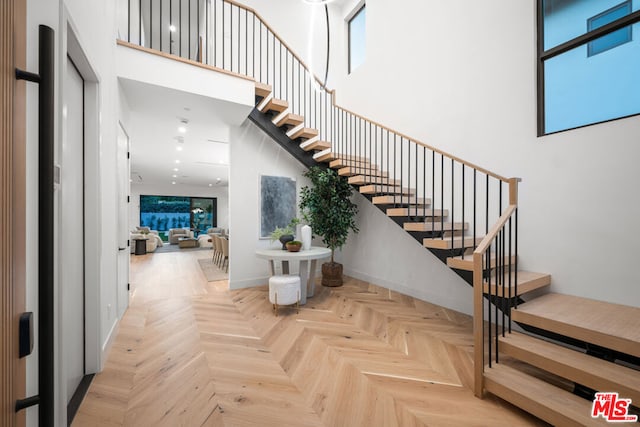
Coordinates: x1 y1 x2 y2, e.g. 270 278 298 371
119 78 243 189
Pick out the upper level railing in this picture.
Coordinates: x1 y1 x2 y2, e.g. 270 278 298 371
120 0 522 395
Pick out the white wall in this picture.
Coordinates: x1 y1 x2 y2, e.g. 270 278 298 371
342 194 473 314
130 182 229 231
329 0 640 308
228 120 313 289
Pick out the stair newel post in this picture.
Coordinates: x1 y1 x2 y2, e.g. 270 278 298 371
473 251 485 397
509 177 520 307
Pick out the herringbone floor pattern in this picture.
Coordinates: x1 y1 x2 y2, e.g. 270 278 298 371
73 251 544 426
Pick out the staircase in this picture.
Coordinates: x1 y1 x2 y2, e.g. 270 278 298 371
120 0 640 423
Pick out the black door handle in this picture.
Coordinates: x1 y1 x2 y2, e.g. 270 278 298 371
118 247 127 251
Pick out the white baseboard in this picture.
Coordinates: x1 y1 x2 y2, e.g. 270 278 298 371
100 318 120 371
343 267 473 315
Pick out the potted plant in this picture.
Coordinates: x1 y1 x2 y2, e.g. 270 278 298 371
269 217 300 250
299 166 358 287
285 240 302 252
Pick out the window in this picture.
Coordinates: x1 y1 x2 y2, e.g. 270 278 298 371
588 2 632 56
139 195 216 240
348 4 366 73
538 0 640 135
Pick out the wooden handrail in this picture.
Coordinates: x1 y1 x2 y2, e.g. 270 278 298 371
224 0 514 182
118 0 517 184
116 40 255 82
473 205 517 255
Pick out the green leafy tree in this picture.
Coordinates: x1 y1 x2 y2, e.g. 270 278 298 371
299 166 358 263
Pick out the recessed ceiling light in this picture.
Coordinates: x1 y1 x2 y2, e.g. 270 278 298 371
172 174 177 178
216 177 221 181
173 168 179 172
175 159 181 164
169 24 176 32
176 146 183 151
208 183 212 187
172 181 176 185
178 126 187 133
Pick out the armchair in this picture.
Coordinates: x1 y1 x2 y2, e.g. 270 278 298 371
169 228 193 244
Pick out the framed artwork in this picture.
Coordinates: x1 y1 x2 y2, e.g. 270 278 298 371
260 175 296 239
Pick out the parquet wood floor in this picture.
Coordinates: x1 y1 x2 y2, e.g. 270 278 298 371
73 250 545 426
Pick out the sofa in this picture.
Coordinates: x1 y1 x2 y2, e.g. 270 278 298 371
169 228 194 244
130 230 163 253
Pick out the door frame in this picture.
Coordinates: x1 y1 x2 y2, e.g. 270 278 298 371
60 10 102 382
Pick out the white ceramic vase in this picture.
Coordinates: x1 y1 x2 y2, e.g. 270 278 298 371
301 225 312 251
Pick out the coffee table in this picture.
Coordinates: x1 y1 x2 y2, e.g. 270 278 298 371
178 237 198 248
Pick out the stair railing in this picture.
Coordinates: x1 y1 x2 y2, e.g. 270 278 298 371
120 0 521 397
472 179 519 397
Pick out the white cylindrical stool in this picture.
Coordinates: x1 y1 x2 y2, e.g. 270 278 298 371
268 275 301 316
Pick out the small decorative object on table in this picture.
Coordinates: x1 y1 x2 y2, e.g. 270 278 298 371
269 218 300 250
301 224 312 251
286 240 302 252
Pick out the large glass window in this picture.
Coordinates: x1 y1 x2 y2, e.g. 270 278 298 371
348 4 366 73
539 0 640 134
140 195 217 240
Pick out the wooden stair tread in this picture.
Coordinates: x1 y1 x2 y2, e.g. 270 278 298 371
360 185 415 195
338 166 387 177
387 207 448 217
274 113 304 128
404 222 469 233
423 236 483 250
301 140 331 152
255 82 272 98
446 253 516 271
372 195 430 206
259 97 288 113
484 363 610 427
512 293 640 359
500 332 640 405
289 127 318 140
483 271 551 296
349 175 399 186
313 150 367 163
329 158 372 168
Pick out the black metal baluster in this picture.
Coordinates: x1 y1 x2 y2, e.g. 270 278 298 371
279 41 282 99
473 170 477 249
508 216 512 333
169 0 172 54
422 146 426 222
150 0 154 49
515 208 519 309
451 159 455 254
486 175 489 237
432 151 435 236
222 1 225 69
231 4 233 71
205 0 208 63
440 154 444 237
259 22 262 82
179 0 182 57
189 0 191 59
496 232 500 361
160 0 163 52
490 246 495 367
213 0 216 66
462 165 465 257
